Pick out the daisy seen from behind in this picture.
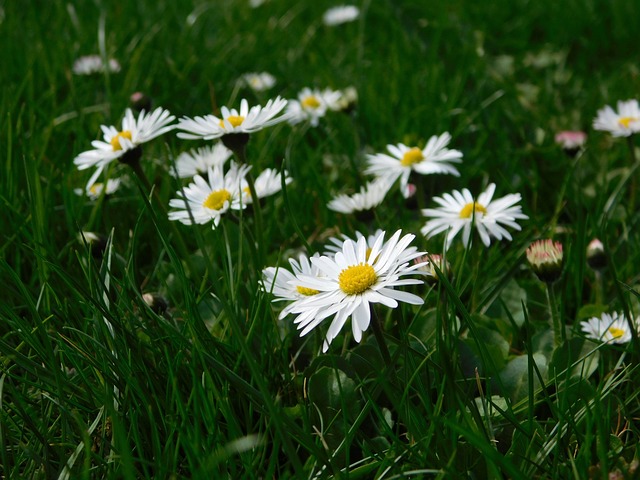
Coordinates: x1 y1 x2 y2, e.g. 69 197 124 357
168 163 251 227
286 87 342 127
176 96 289 144
366 132 463 198
327 178 391 214
73 107 175 189
323 5 360 26
285 230 426 352
171 143 232 179
593 99 640 137
581 312 636 344
421 183 528 248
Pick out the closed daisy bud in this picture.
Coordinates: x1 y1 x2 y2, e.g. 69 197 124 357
586 238 606 271
77 231 108 259
142 293 169 315
526 239 563 283
130 91 152 113
414 254 451 284
554 130 586 157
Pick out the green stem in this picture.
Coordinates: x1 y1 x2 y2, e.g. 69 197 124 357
234 145 265 263
627 135 637 215
128 158 195 276
546 281 564 347
370 307 392 367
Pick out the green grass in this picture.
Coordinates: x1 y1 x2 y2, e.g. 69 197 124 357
2 0 640 478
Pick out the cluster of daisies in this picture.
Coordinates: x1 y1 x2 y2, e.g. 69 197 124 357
72 87 640 352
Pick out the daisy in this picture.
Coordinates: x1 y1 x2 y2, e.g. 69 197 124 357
176 96 289 142
593 99 640 137
171 144 232 179
286 230 426 352
322 5 360 26
421 183 528 248
168 163 251 227
74 178 122 200
327 178 391 214
286 88 342 127
366 132 463 198
240 168 293 204
581 312 636 344
72 54 121 75
241 72 277 92
262 253 323 318
73 107 176 189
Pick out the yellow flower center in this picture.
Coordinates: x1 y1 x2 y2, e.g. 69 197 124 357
89 183 102 196
459 202 487 219
400 147 424 167
301 96 321 110
110 130 132 151
243 186 252 197
202 189 231 210
219 115 245 129
608 326 625 339
296 285 320 296
618 116 638 129
338 263 378 295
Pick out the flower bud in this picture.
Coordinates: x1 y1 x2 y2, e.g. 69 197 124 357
586 238 606 270
414 253 451 284
526 239 563 283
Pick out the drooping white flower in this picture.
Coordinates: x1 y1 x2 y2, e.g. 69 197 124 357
421 183 528 248
366 132 463 198
593 99 640 137
327 178 392 214
171 144 232 179
285 230 426 351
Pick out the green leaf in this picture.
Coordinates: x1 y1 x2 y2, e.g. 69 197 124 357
498 353 547 403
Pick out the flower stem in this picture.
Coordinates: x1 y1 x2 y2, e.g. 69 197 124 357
233 145 265 262
627 135 638 215
546 281 564 347
370 307 392 367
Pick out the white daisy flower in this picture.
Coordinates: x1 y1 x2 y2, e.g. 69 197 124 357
241 72 277 92
421 183 528 248
240 168 292 204
171 144 232 179
323 5 360 26
580 312 636 344
73 107 175 189
176 96 289 141
72 54 121 75
327 178 392 214
366 132 463 198
168 163 251 227
74 178 122 200
554 131 587 150
262 253 323 319
285 230 426 352
593 99 640 137
286 87 343 127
